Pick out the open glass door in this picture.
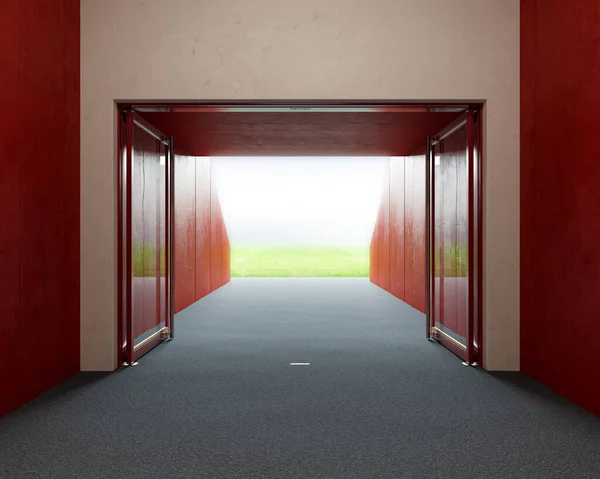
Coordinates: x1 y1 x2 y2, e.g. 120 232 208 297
118 109 174 364
427 110 482 365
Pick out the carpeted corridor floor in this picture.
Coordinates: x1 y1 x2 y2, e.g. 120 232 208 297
1 278 599 478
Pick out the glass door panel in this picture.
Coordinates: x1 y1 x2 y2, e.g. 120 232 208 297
119 109 173 364
428 110 481 364
131 122 164 349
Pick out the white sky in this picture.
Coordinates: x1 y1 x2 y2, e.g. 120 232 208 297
211 157 389 246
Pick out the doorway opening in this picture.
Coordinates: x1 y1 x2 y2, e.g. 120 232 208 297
215 156 387 279
116 101 484 367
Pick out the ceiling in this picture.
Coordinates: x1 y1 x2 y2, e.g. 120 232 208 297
138 110 463 157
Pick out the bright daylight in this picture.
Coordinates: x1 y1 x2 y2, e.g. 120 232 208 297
212 157 389 277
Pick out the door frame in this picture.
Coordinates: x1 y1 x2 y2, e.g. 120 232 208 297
115 99 484 366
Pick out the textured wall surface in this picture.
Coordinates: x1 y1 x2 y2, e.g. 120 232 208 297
174 155 230 314
378 166 391 291
209 175 224 293
404 151 427 312
81 0 519 370
370 151 427 314
521 0 600 416
174 155 197 311
389 158 406 300
0 0 80 416
195 158 212 300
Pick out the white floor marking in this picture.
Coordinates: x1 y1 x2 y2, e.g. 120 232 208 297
290 362 311 366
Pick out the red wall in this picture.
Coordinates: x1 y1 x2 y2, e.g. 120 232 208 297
195 158 212 299
370 151 427 313
0 0 80 417
389 158 405 299
210 177 223 293
370 230 379 284
222 217 231 285
174 155 197 310
378 167 391 291
404 150 427 310
174 156 230 313
521 0 600 417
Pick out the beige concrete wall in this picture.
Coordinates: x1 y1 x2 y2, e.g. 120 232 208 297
81 0 519 370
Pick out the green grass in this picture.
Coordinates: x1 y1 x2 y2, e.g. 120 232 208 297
131 242 467 278
132 243 166 277
231 245 369 277
434 243 469 278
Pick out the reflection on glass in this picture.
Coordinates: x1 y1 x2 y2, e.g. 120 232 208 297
433 124 469 347
131 125 166 347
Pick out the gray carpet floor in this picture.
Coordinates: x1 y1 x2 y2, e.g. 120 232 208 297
1 278 599 478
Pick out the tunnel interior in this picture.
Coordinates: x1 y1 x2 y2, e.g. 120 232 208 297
122 103 478 363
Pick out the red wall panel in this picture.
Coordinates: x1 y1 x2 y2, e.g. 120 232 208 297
378 166 391 290
0 1 25 417
195 158 212 300
521 0 600 417
370 230 379 285
403 156 416 307
411 151 427 313
222 221 231 286
370 152 426 315
210 177 223 291
174 155 196 312
174 155 230 313
389 158 405 299
0 0 80 417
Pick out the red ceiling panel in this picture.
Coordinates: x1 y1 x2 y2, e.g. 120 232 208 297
140 111 461 157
